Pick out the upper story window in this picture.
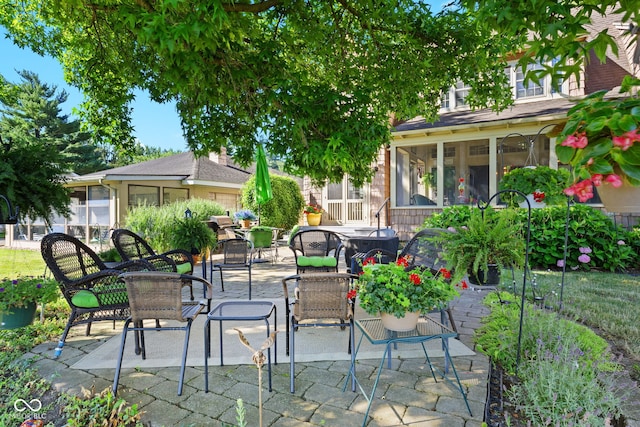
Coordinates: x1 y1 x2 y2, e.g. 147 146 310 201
455 81 470 106
515 62 545 98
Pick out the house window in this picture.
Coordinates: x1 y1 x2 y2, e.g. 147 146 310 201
516 63 545 98
163 187 189 204
455 81 471 107
129 185 160 207
440 90 450 109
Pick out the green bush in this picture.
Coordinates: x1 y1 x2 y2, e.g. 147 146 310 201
124 199 226 252
240 175 304 234
423 204 638 272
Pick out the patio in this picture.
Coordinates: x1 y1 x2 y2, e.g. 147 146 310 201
25 253 492 427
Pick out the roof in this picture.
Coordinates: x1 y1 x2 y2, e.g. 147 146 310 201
393 97 575 133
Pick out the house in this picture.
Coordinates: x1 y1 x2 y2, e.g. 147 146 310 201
304 13 640 241
6 149 286 247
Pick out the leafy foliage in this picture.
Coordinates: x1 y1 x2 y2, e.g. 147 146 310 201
240 175 305 234
0 1 518 186
0 276 59 311
356 255 458 317
498 166 570 206
62 388 144 427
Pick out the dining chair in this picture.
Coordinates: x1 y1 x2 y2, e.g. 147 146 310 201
282 272 356 393
210 238 254 299
288 229 343 274
40 232 153 358
112 271 213 396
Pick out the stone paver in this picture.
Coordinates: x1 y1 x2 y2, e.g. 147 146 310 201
30 255 492 426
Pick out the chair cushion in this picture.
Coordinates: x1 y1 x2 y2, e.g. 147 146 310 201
297 256 338 268
176 262 192 274
71 290 100 308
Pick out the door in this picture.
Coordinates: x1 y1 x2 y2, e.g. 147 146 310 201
325 179 368 225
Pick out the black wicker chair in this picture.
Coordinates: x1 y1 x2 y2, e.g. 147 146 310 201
111 228 194 275
41 232 152 358
288 230 343 274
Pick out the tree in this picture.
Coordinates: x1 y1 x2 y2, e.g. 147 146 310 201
0 71 83 224
0 1 518 186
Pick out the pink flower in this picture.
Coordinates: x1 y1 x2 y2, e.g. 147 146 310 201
556 259 565 268
578 254 591 263
563 179 594 202
561 132 588 149
579 247 592 254
612 129 640 151
604 174 623 188
591 174 603 186
617 240 626 245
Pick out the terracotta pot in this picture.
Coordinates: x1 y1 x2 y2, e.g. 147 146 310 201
0 301 36 330
241 219 252 229
597 184 640 213
306 213 322 226
380 311 420 332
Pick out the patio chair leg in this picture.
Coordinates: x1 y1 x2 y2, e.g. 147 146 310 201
113 318 132 397
178 319 193 396
290 317 296 393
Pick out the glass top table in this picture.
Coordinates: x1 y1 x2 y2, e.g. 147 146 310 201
344 317 471 426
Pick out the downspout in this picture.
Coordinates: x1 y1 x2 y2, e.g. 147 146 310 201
385 145 391 227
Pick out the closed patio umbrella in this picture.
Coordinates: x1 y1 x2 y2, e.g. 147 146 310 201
255 144 272 225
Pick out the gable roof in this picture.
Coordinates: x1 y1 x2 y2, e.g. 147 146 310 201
76 152 251 185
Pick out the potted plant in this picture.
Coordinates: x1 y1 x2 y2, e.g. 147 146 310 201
247 225 273 249
355 255 458 331
555 75 640 211
499 166 570 207
234 209 257 229
437 209 525 285
303 204 323 226
169 216 217 262
0 276 59 329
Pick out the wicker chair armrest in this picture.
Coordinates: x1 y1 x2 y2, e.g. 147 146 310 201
141 254 178 272
63 269 123 294
182 274 214 300
162 249 195 266
111 259 154 271
361 248 398 262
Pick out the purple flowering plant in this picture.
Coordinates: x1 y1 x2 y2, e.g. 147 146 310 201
556 246 593 270
0 276 59 312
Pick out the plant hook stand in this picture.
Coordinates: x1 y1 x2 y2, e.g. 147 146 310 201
476 189 532 372
0 194 19 224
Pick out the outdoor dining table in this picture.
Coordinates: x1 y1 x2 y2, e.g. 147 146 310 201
343 317 472 427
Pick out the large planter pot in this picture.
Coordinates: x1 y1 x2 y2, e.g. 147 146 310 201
469 264 501 286
0 301 37 330
519 193 546 209
380 311 420 332
597 184 640 213
306 213 322 226
247 229 272 248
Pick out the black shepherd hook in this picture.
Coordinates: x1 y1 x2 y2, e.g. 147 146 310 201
476 189 532 372
0 194 19 224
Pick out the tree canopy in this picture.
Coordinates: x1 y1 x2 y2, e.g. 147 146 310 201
1 0 636 186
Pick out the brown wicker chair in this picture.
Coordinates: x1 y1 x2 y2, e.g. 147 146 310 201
282 273 356 393
113 271 213 396
210 238 254 299
111 228 194 275
288 230 343 274
40 232 153 358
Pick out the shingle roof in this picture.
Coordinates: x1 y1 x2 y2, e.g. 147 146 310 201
393 97 575 133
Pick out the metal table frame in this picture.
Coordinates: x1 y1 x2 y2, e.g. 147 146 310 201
204 300 277 392
343 317 471 426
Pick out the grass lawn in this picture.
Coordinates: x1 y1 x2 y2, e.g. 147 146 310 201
0 247 47 278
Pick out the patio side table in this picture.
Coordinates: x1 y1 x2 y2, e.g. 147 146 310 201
343 317 471 427
204 300 277 392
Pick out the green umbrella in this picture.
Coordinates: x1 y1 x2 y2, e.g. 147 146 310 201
255 144 272 224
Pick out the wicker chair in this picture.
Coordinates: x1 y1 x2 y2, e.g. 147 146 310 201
282 273 356 393
359 228 457 332
40 232 153 358
113 271 213 396
210 238 254 299
111 228 194 275
288 230 343 274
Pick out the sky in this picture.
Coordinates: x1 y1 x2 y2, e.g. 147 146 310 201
0 31 187 152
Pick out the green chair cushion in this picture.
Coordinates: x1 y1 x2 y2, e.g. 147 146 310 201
297 256 338 268
176 262 192 274
71 290 99 308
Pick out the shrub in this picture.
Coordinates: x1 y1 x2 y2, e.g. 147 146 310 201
240 175 304 234
124 199 226 252
423 204 638 271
